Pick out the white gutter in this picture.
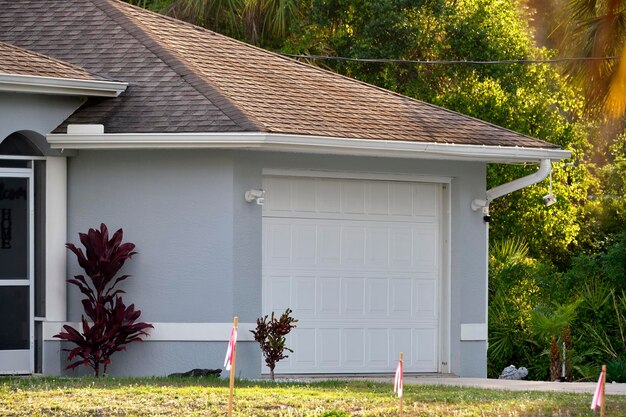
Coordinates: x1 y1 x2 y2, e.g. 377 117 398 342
471 158 552 211
46 131 572 163
0 73 128 97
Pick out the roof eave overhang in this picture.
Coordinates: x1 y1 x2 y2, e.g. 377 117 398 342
0 73 128 97
46 132 572 163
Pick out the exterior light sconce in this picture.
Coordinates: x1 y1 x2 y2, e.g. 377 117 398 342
245 189 265 205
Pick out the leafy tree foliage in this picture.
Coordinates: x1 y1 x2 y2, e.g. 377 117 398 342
560 0 626 118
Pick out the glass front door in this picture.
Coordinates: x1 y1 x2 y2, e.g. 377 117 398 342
0 169 33 374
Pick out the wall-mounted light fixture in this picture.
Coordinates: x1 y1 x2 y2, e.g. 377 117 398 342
245 189 265 205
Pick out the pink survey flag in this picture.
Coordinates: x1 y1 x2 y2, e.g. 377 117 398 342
394 359 403 398
224 324 238 371
591 367 606 410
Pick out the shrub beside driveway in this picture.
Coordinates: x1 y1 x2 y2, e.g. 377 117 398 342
1 377 625 416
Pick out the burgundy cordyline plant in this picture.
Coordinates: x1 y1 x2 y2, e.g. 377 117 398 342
54 224 152 377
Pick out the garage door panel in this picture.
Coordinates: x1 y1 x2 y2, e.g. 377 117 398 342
267 275 291 312
266 222 292 265
366 182 390 214
293 276 316 316
367 227 390 267
264 177 438 222
318 180 341 213
343 329 365 367
290 328 316 370
390 228 413 267
416 280 437 319
414 328 438 370
413 183 439 217
318 225 341 266
317 277 341 315
342 278 365 315
390 279 412 316
413 225 439 271
366 278 388 316
294 178 317 213
391 328 413 366
389 183 413 216
266 177 293 212
341 226 366 266
263 176 441 374
293 224 317 264
318 328 341 367
367 328 389 367
341 180 366 214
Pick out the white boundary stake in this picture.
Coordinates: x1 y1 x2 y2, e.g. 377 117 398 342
225 316 238 417
393 352 404 416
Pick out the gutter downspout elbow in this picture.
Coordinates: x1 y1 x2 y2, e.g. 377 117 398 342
471 159 552 211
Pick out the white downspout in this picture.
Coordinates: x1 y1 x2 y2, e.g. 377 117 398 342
471 158 552 211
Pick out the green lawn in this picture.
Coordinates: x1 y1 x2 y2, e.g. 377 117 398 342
0 377 624 416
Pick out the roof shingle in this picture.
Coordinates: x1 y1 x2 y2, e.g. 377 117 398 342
0 40 106 81
0 0 558 149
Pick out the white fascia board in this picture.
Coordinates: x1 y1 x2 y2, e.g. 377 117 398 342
0 73 128 97
46 131 572 163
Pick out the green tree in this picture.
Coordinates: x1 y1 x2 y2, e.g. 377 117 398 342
530 300 580 381
157 0 299 47
560 0 626 118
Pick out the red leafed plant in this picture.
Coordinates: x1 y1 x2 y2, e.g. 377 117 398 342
251 308 297 380
54 224 153 377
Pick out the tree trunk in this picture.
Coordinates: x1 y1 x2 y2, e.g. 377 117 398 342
270 367 275 381
549 337 561 381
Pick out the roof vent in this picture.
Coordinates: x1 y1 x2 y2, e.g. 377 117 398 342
67 124 104 135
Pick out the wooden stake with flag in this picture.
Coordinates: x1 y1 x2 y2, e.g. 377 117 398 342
225 316 238 417
591 364 606 417
393 352 404 416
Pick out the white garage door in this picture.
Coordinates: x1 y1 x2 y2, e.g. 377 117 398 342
262 175 441 374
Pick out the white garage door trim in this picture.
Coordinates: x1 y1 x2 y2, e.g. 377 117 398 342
262 170 451 374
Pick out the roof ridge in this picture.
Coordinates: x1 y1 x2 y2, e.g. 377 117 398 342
92 0 263 132
97 0 552 147
0 39 111 81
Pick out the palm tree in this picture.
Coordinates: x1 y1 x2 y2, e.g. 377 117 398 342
166 0 299 46
561 0 626 118
530 301 580 381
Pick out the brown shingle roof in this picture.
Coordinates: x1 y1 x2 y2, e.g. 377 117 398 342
0 40 106 81
0 0 558 148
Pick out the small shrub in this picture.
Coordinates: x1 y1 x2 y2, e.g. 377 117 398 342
251 308 297 380
607 359 626 383
54 224 152 376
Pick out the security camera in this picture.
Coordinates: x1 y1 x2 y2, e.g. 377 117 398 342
542 193 557 207
482 206 491 223
245 189 265 205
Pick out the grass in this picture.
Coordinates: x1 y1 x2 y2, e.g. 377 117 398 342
0 376 625 416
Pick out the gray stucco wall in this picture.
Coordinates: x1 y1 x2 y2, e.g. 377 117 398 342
0 92 82 152
60 149 487 378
